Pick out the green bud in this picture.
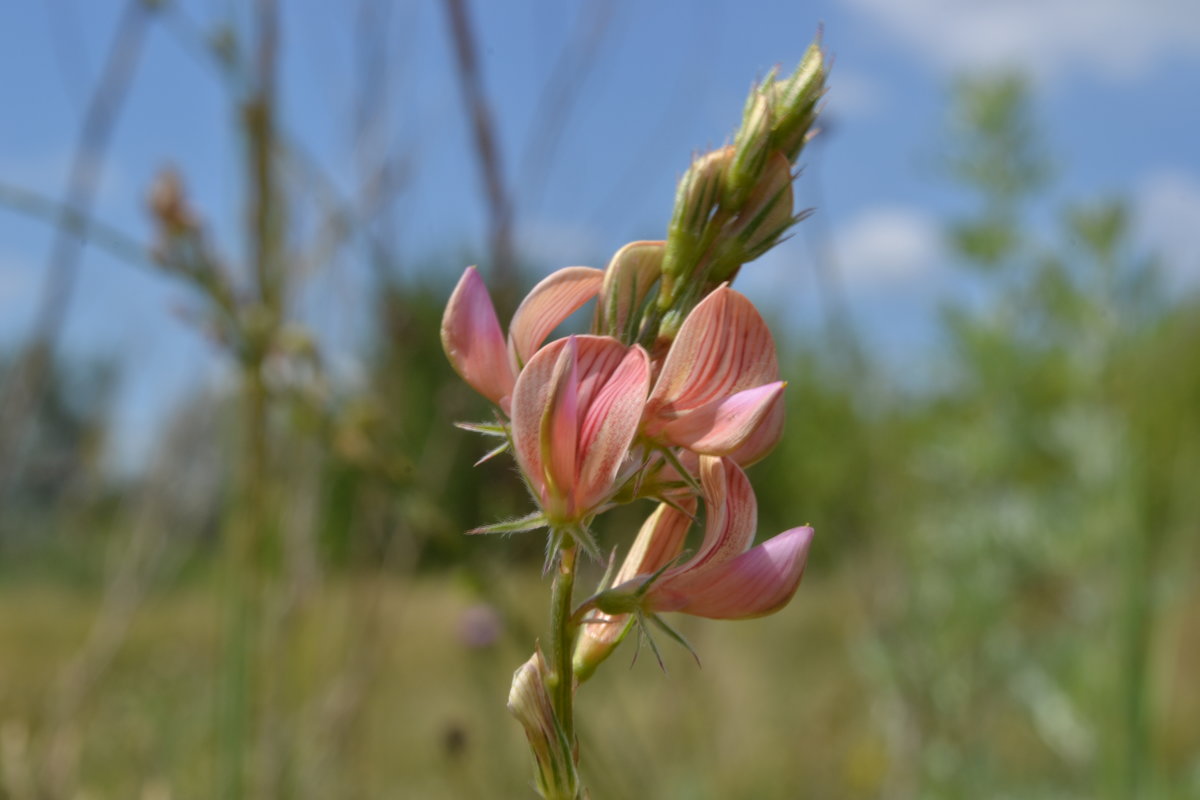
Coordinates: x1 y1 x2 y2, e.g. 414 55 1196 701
660 148 732 311
725 91 773 208
767 38 827 162
708 152 797 284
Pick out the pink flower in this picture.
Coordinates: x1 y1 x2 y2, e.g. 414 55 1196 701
642 286 786 465
574 455 812 678
645 456 812 619
441 265 604 413
510 335 651 526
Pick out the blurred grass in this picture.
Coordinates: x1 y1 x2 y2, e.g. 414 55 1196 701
0 568 865 798
2 561 1196 798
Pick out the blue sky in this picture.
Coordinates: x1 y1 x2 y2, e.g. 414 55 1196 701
2 0 1198 467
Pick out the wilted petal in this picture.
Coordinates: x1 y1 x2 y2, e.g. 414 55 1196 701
575 344 651 511
646 286 778 422
657 525 814 619
508 266 604 368
658 381 785 456
597 241 664 339
441 267 515 407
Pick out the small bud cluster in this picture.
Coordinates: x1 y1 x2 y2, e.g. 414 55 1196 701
441 37 827 799
655 38 826 344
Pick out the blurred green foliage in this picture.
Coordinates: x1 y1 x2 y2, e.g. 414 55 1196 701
1 75 1198 799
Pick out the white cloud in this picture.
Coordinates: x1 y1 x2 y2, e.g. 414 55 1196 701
842 0 1200 84
1135 170 1200 284
833 206 944 287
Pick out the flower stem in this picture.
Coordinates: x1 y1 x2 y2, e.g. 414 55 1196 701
549 543 579 787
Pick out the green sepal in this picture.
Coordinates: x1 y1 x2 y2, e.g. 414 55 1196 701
473 439 510 466
468 510 548 535
454 420 508 437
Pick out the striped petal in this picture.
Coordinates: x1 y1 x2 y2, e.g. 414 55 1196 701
658 381 786 456
540 338 580 517
651 456 757 599
725 388 785 466
441 267 515 408
575 343 651 511
510 338 571 508
596 241 664 339
508 266 604 368
510 336 650 524
660 525 813 619
645 286 778 422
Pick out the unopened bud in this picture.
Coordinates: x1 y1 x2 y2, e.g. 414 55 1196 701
708 151 796 284
660 148 732 311
725 91 773 208
508 649 578 799
766 38 827 162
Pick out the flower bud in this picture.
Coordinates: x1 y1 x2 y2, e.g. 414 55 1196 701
660 147 732 311
708 152 796 284
725 90 773 208
508 649 578 799
766 38 827 162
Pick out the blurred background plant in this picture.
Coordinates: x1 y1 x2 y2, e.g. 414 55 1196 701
0 1 1197 798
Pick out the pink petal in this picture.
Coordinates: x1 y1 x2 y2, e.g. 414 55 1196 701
575 344 651 510
508 266 604 368
579 499 696 650
510 338 571 502
441 267 515 407
615 499 697 583
651 456 757 599
645 286 778 421
540 338 580 516
570 335 629 414
725 388 785 466
658 381 785 456
597 241 664 337
659 526 814 619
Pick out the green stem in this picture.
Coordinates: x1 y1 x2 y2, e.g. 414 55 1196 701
549 543 579 784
